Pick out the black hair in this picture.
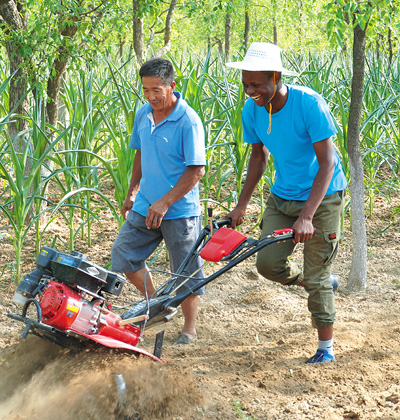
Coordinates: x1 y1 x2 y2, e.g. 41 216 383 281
261 71 276 78
139 58 175 85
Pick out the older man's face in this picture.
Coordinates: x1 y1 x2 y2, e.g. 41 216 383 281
242 71 276 108
142 76 176 112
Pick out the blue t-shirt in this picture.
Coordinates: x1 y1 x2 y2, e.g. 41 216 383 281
242 85 347 200
130 92 206 219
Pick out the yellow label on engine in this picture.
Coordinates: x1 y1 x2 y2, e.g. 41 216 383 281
67 304 79 313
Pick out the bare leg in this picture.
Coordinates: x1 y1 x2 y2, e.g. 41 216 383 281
180 295 199 339
125 267 155 296
127 268 199 341
317 325 333 341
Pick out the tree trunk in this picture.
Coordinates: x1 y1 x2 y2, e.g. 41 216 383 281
46 20 78 128
225 12 231 60
346 24 368 292
216 38 223 56
388 27 393 64
153 0 177 58
133 0 144 65
272 0 278 45
0 0 29 141
273 24 278 45
43 17 78 204
244 3 250 53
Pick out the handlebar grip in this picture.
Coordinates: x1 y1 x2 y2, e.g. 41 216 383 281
216 218 232 228
273 228 295 236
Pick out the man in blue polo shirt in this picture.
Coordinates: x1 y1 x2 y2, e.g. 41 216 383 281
226 43 347 363
111 58 206 345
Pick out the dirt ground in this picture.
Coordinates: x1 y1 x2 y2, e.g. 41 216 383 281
1 195 400 420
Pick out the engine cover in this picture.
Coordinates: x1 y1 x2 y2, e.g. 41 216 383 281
39 281 84 330
38 281 141 348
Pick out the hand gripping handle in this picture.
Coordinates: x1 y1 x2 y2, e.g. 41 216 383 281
273 228 295 236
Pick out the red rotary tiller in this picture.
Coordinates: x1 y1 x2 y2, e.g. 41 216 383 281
8 218 294 363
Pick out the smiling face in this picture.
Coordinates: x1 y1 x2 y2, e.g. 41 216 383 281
241 70 278 108
142 76 176 113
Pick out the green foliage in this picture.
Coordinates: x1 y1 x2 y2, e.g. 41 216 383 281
1 0 400 290
324 0 394 49
0 0 131 97
1 43 400 281
0 115 66 282
0 65 11 117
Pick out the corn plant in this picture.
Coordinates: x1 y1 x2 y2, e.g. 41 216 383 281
59 70 112 246
218 66 249 197
0 126 65 283
171 52 237 219
96 61 144 221
44 184 120 249
0 67 11 118
360 54 400 214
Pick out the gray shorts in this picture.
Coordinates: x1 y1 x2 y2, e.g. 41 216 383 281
111 211 205 296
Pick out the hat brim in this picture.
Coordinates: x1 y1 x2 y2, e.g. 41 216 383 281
226 61 298 76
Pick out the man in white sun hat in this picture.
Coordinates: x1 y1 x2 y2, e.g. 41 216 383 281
226 43 347 363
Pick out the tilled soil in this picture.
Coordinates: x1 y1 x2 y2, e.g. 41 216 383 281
1 196 400 420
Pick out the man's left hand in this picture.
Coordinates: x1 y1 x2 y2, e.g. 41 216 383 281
292 218 314 244
146 199 169 229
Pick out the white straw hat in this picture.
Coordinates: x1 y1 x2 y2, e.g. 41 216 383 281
226 42 298 76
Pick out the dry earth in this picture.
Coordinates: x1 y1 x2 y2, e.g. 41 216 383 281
1 195 400 420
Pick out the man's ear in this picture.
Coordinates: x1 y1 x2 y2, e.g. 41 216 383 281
274 72 282 85
170 81 176 91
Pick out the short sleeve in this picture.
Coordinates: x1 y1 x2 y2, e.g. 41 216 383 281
242 100 261 144
182 115 206 166
302 93 337 143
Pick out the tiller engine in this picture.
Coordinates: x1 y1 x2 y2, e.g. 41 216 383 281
8 247 162 362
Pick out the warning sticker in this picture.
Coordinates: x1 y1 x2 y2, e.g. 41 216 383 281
67 304 79 313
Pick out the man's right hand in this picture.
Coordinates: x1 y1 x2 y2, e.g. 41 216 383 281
226 143 268 229
226 207 246 229
122 151 142 220
121 199 134 220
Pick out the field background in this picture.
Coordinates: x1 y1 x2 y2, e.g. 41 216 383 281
2 1 400 418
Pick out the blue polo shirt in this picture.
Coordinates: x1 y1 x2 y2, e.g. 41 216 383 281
129 92 206 219
242 85 347 200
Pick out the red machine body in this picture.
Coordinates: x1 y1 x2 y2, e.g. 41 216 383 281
38 281 145 352
39 281 81 329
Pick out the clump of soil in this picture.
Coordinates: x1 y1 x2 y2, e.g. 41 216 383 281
0 336 203 420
